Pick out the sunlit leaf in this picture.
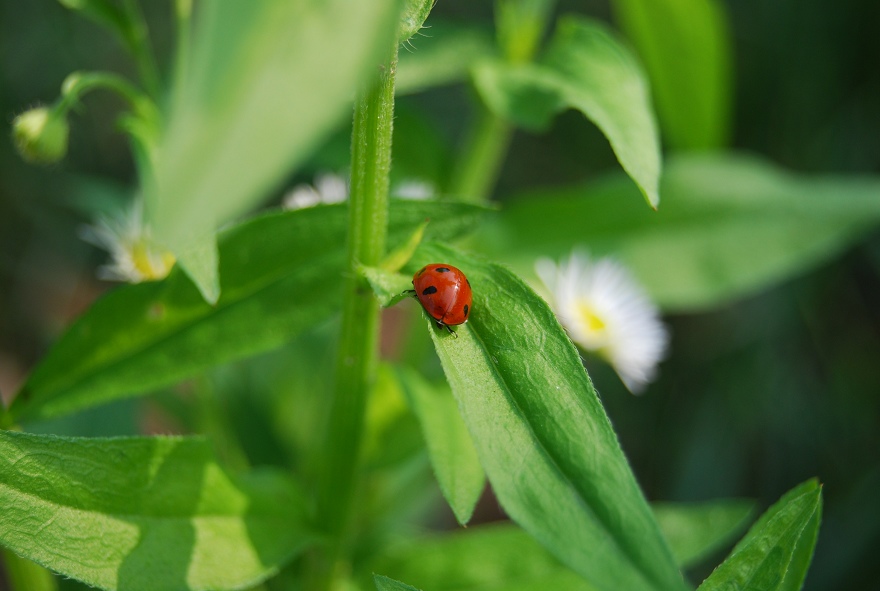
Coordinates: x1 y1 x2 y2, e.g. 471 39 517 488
12 201 487 423
611 0 733 150
408 242 685 591
150 0 404 301
0 430 310 591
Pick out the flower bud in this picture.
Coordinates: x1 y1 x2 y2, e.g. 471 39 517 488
11 106 69 164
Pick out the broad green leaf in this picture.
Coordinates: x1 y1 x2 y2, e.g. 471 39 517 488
698 480 822 591
396 23 496 95
150 0 404 301
480 153 880 311
408 243 685 591
611 0 732 150
397 366 486 525
473 17 662 207
652 499 756 569
375 574 423 591
495 0 555 63
369 523 596 591
11 201 487 423
0 430 310 591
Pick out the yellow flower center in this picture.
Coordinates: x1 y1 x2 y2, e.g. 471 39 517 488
577 301 607 335
130 240 176 280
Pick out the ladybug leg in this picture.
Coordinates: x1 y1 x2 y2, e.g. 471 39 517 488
401 289 416 298
442 323 458 338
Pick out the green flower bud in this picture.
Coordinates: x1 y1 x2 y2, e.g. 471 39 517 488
11 106 70 164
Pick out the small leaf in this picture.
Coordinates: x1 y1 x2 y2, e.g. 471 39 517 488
362 266 413 308
410 242 685 591
382 219 428 272
399 0 434 42
652 499 756 568
0 430 311 591
150 0 404 300
473 16 662 207
374 574 423 591
12 201 486 423
397 366 485 525
698 480 822 591
611 0 733 150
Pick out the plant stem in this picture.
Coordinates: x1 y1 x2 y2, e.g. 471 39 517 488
310 41 399 590
2 549 57 591
121 0 161 99
446 103 513 203
172 0 192 103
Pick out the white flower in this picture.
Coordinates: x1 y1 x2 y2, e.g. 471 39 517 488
79 198 175 283
394 179 434 200
535 250 668 393
282 172 348 210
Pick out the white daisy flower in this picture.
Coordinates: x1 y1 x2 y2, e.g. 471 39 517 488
535 250 668 393
79 198 175 283
282 172 348 210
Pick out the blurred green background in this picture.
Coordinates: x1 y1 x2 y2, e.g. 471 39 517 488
1 1 878 590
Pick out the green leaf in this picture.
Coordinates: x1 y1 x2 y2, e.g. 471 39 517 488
396 23 496 95
652 499 756 569
0 430 310 591
375 574 423 591
408 243 685 591
698 480 822 591
11 201 487 423
396 366 486 525
611 0 733 150
399 0 434 42
473 16 662 207
150 0 404 300
480 152 880 311
362 266 414 308
370 524 595 591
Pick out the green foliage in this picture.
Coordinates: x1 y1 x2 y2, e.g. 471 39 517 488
399 0 435 42
150 0 404 302
474 16 662 207
611 0 732 150
698 480 822 591
11 201 485 423
0 431 310 591
410 242 685 591
481 152 880 310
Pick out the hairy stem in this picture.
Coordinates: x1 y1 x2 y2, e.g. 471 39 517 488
309 41 399 590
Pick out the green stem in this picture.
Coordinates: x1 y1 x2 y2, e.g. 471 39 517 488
310 41 399 590
59 71 149 111
172 0 192 102
2 549 57 591
446 102 513 203
121 0 161 98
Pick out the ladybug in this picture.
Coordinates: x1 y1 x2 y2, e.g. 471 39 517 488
411 263 472 336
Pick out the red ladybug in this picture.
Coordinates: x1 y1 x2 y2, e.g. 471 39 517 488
412 263 472 336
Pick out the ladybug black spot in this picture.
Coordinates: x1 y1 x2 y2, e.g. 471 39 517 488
422 285 438 295
436 267 451 272
463 304 469 317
